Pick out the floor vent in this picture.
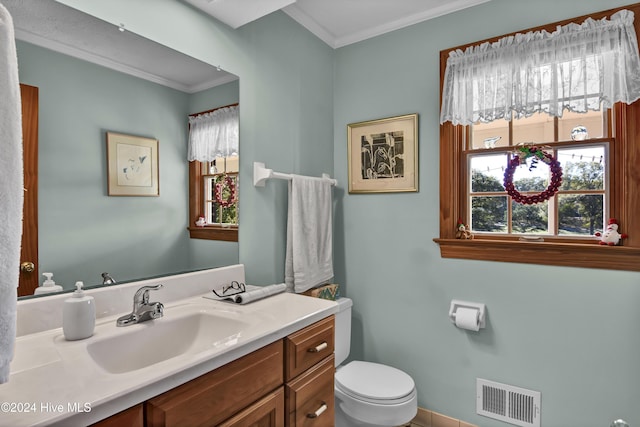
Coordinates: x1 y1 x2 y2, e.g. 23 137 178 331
477 378 541 427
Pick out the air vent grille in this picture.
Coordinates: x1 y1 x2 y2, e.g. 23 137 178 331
477 378 540 427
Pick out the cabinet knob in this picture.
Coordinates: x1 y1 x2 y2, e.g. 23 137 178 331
306 402 327 419
307 342 328 353
20 261 35 273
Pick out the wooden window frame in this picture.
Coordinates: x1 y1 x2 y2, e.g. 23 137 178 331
187 103 239 242
434 4 640 271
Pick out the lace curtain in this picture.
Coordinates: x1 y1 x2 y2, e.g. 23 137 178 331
188 105 239 162
440 10 640 125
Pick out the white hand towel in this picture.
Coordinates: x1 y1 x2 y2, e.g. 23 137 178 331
285 175 333 293
0 4 23 384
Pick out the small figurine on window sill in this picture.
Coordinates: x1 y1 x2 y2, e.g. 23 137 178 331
195 216 207 227
455 219 474 240
595 218 627 246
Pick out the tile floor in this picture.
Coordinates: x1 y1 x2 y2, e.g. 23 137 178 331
396 408 479 427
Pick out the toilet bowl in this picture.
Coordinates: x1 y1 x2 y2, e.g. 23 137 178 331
334 298 417 427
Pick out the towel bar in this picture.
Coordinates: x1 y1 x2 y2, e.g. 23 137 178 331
253 162 337 187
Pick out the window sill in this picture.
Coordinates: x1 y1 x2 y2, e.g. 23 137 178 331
433 238 640 272
188 226 238 242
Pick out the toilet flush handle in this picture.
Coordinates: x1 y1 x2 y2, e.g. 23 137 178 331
308 341 328 353
306 402 327 419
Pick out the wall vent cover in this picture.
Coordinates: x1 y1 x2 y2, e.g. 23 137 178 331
477 378 541 427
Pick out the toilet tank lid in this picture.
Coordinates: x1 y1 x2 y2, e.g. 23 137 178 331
335 297 353 312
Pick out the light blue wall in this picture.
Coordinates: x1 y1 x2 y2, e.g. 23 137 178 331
17 41 239 288
56 0 336 287
334 1 640 426
189 80 239 113
52 1 640 426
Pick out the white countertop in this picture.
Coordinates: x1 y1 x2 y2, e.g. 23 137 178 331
0 292 338 427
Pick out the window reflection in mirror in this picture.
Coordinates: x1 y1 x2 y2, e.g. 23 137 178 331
205 157 239 227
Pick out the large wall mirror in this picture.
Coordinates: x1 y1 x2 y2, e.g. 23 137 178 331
5 0 240 298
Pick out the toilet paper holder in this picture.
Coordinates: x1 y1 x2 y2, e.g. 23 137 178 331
448 299 486 329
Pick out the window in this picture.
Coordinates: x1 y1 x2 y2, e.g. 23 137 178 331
203 157 239 225
188 157 239 241
188 104 239 241
435 4 640 271
468 109 607 237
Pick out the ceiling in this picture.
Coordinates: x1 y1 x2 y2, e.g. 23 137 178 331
4 0 491 92
184 0 492 48
4 0 237 93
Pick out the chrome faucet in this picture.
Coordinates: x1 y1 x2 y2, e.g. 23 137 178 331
116 284 164 327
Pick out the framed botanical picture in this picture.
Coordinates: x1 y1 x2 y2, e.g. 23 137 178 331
347 113 418 193
106 132 159 196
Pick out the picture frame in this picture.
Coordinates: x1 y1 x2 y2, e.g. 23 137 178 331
347 113 418 193
106 132 159 196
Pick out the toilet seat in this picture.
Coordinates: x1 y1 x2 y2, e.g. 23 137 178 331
335 361 416 405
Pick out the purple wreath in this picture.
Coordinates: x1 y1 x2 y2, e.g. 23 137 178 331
503 146 563 205
214 174 237 207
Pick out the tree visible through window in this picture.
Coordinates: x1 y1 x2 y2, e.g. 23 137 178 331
203 157 238 227
468 110 607 237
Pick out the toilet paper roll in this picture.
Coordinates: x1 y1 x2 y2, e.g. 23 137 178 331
454 307 480 331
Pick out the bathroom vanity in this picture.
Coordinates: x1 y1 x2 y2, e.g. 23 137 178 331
2 265 338 427
93 316 335 427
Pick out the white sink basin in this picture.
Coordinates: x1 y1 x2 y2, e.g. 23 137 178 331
87 306 252 374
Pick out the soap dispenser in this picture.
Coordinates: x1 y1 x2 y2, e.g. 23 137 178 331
63 281 96 341
34 272 64 295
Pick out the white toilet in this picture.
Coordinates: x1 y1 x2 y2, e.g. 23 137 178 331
334 297 418 427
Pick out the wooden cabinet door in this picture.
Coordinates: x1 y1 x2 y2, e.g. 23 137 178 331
146 341 283 427
88 404 143 427
219 387 285 427
286 355 335 427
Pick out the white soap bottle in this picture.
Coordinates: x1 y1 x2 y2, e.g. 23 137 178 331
63 281 96 341
34 272 64 295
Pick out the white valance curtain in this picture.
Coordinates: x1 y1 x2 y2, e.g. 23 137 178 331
188 105 239 162
440 10 640 125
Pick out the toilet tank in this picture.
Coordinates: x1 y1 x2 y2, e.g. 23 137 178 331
334 297 353 366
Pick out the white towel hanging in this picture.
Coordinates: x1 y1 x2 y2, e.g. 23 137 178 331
285 175 334 293
0 3 23 384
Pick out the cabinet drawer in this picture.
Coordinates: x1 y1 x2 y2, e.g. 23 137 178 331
285 316 334 381
219 386 285 427
146 340 283 427
285 355 335 427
